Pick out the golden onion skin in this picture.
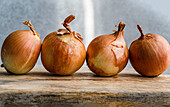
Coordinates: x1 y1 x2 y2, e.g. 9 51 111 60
41 31 86 75
86 22 129 76
129 32 170 77
41 15 86 75
1 30 41 74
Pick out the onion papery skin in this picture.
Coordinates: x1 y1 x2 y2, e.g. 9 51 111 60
41 31 86 75
1 30 41 74
129 33 170 77
86 22 129 76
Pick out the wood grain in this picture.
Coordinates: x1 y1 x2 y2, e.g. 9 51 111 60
0 67 170 106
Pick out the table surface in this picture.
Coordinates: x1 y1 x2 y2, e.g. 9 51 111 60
0 67 170 106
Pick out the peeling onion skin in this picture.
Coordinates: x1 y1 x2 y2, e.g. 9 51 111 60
129 25 170 77
86 22 129 76
41 15 86 75
1 20 41 74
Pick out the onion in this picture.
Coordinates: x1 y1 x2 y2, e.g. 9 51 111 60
86 22 129 76
1 20 41 74
41 15 86 75
129 25 170 77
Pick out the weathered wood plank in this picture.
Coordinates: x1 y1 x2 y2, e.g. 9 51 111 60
0 67 170 106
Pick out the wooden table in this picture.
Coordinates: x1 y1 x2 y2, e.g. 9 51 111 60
0 67 170 106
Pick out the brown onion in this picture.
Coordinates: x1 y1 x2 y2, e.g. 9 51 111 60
1 20 41 74
41 15 86 75
129 25 170 77
86 22 129 76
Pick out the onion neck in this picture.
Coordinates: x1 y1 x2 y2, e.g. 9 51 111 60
61 15 83 41
23 20 36 35
62 15 75 33
137 25 145 39
114 22 126 39
118 22 126 32
115 31 124 42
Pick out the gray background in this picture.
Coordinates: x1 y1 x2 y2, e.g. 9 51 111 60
0 0 169 74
